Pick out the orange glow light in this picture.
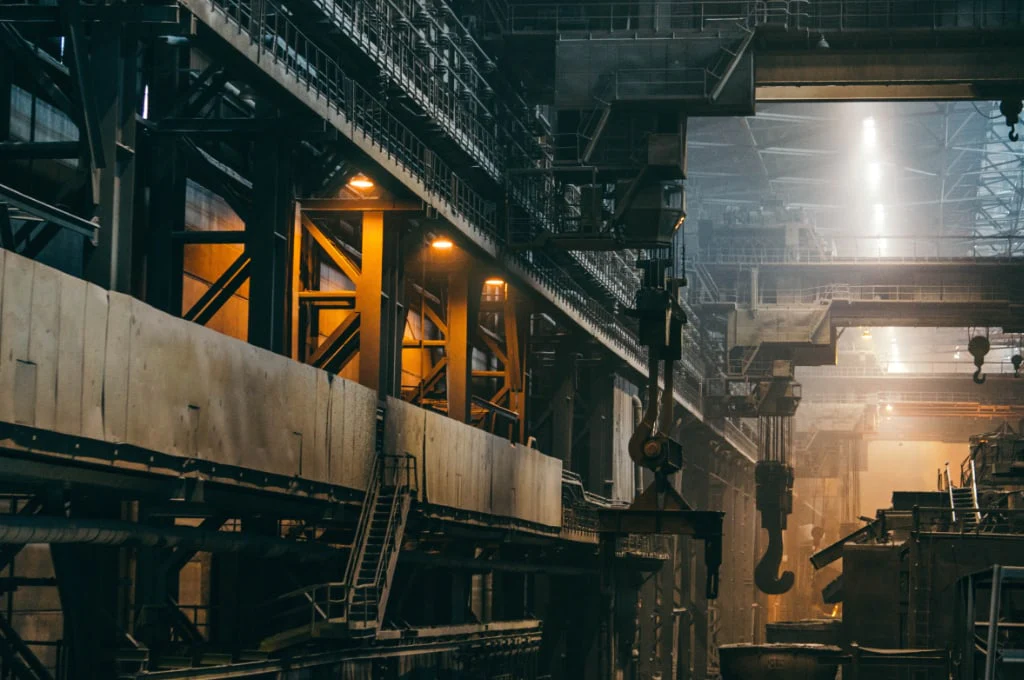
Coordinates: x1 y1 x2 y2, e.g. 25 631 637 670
348 174 374 189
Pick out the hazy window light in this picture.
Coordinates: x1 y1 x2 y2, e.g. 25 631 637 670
862 117 877 149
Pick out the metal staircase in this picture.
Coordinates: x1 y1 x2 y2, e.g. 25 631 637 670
945 462 981 531
706 25 755 102
345 453 416 634
257 452 415 649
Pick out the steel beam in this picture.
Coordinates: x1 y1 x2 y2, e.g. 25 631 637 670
247 113 291 352
0 613 53 680
0 183 97 242
0 205 14 249
756 47 1024 102
358 211 384 391
299 198 422 212
183 253 251 326
83 17 137 293
551 340 578 468
0 141 80 160
0 3 178 25
447 272 483 422
59 0 105 171
141 29 188 314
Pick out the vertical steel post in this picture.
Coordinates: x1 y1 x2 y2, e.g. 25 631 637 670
358 211 385 391
247 106 292 352
84 21 137 293
447 271 482 422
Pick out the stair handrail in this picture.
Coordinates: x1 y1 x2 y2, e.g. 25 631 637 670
344 453 384 599
969 459 983 527
371 454 416 595
944 463 957 522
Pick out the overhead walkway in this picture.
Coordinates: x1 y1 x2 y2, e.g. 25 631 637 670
495 0 1024 101
176 0 756 460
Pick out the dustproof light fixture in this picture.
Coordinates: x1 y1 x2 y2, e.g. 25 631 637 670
430 237 454 250
348 174 374 189
862 328 872 340
484 278 506 286
885 403 894 413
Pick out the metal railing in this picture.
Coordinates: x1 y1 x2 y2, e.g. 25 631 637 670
716 283 1016 305
691 247 1023 266
906 507 1024 535
499 0 1024 34
611 68 711 101
193 0 754 460
503 0 801 34
803 391 1024 405
798 361 1021 377
292 0 643 309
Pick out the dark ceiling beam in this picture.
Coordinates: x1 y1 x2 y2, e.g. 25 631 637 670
0 182 98 241
0 141 80 160
0 3 178 26
59 0 105 170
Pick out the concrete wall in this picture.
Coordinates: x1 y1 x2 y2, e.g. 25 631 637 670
0 250 561 526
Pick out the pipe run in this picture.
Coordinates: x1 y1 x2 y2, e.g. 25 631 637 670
0 515 344 561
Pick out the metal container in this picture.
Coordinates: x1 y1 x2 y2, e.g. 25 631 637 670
766 619 843 646
718 643 841 680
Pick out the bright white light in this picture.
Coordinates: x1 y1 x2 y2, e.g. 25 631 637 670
59 37 66 61
142 85 150 120
862 117 877 149
954 349 961 360
867 162 882 190
872 203 885 233
885 403 894 413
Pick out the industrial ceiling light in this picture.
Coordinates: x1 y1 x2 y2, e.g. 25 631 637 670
484 277 506 286
816 34 830 49
430 237 454 250
348 174 374 189
885 404 894 413
862 329 872 340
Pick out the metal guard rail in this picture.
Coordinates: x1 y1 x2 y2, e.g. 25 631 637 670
198 0 752 458
296 0 640 308
500 0 1024 34
226 0 638 309
714 284 1017 304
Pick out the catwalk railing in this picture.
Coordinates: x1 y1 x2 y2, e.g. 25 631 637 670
288 0 640 308
691 248 1024 266
715 283 1017 305
186 0 757 457
497 0 1024 34
798 361 1022 377
802 391 1024 406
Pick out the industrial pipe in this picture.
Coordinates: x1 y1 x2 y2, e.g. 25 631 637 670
0 515 344 561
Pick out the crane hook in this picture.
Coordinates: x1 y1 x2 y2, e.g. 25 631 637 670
1012 354 1022 378
754 515 795 595
973 367 987 385
754 461 795 595
1011 126 1020 143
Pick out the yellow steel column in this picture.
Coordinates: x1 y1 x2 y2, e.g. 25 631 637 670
447 272 482 422
358 211 384 391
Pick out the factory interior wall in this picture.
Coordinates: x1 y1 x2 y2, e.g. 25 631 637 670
860 440 969 515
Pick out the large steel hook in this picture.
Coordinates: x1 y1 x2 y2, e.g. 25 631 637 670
969 335 990 385
754 461 795 595
754 513 795 595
